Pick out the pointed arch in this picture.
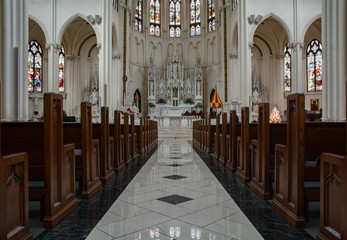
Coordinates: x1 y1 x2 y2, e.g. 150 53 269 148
57 13 100 46
249 13 293 44
300 14 321 42
28 15 49 43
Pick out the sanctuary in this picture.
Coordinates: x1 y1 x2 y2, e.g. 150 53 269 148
148 44 203 117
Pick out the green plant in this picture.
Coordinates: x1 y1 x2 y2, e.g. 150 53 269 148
149 102 156 108
195 102 203 109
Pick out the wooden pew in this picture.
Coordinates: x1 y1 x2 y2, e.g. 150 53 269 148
63 102 102 199
207 116 215 154
219 112 228 165
249 103 286 200
2 93 78 228
272 94 346 228
214 114 220 160
0 89 33 239
316 153 346 240
130 114 137 160
93 107 115 183
138 118 145 154
122 113 132 164
226 110 240 173
113 110 125 172
236 107 258 183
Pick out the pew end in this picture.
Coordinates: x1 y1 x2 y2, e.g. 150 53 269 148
1 152 33 240
316 153 346 240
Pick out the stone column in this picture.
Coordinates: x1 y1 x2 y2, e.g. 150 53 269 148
322 0 347 121
2 0 12 121
290 41 304 93
238 0 251 108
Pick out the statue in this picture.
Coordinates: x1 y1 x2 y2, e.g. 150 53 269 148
149 81 154 96
197 80 201 96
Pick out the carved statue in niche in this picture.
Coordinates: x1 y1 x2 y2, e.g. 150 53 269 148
197 80 201 96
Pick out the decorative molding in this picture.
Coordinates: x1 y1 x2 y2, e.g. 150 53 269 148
289 41 304 49
229 52 238 59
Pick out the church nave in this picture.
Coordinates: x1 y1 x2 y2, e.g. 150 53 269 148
32 140 314 240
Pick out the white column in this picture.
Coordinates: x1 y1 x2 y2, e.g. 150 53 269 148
47 0 58 92
19 0 28 120
238 0 251 108
290 42 304 93
2 0 12 121
322 0 347 121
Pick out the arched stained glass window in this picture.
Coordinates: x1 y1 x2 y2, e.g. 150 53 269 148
284 42 291 92
208 0 216 32
28 40 42 92
190 0 201 36
169 0 181 37
307 39 322 92
135 0 143 32
58 46 65 93
150 0 160 36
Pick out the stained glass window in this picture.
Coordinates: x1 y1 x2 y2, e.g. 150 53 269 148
190 0 201 36
135 0 143 32
208 0 216 32
307 39 322 92
150 0 160 36
284 43 291 92
58 46 65 93
169 0 181 37
28 40 42 92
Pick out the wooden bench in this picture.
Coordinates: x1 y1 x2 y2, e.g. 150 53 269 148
0 88 33 239
226 110 240 173
236 107 258 183
218 113 228 165
122 112 132 164
93 107 115 183
2 93 78 228
63 102 102 199
249 103 286 200
272 94 346 228
113 110 125 172
214 114 221 160
130 114 137 160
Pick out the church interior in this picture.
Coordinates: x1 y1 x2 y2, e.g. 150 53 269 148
1 0 347 239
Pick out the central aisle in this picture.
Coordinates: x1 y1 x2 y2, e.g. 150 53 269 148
87 140 263 240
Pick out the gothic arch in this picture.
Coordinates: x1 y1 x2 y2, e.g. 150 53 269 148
249 13 293 44
57 13 100 46
28 15 49 43
300 14 321 42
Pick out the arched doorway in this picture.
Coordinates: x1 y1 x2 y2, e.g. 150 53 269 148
134 89 141 112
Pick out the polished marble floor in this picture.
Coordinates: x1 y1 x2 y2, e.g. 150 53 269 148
34 140 314 240
87 140 263 240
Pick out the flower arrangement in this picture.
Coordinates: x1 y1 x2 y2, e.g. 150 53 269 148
34 111 39 116
184 98 195 104
158 98 166 104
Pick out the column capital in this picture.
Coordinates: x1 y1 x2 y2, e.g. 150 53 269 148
229 52 238 59
289 41 304 49
248 42 254 48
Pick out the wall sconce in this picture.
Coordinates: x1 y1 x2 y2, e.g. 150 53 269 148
95 15 102 24
248 15 255 24
249 15 263 24
87 15 95 24
254 15 263 24
87 15 102 24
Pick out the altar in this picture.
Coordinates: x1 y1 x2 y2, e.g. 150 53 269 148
147 43 203 118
